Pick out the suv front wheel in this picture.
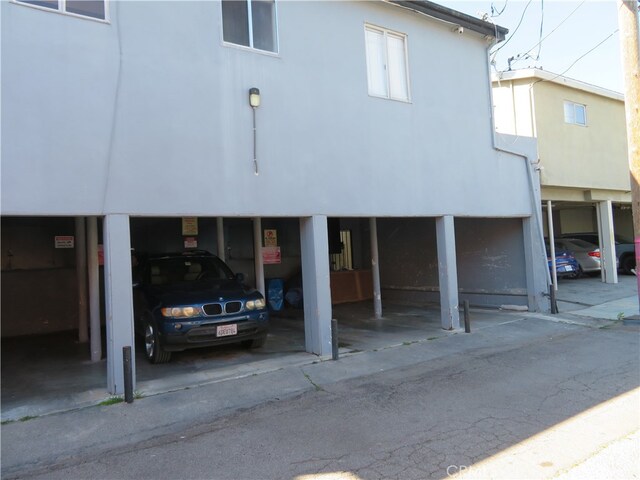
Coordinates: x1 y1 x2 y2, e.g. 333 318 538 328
143 317 172 364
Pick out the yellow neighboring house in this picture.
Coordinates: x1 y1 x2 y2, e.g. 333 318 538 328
492 69 633 284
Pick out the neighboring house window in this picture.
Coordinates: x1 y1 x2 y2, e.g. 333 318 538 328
564 101 587 126
221 0 278 53
364 24 410 102
15 0 106 20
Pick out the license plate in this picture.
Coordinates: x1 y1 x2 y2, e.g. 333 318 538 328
216 324 237 337
560 266 574 272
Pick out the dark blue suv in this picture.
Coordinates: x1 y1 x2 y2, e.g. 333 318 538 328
133 251 269 363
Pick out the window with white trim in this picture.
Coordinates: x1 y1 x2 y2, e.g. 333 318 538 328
564 101 587 126
364 24 410 102
221 0 278 53
15 0 106 20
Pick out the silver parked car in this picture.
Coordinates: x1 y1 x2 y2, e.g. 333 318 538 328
553 238 602 275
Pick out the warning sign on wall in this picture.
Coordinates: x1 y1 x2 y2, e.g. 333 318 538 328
264 229 277 247
262 246 281 264
54 236 74 249
184 237 198 249
182 217 198 236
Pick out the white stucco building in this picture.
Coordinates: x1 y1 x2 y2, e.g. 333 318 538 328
1 0 550 395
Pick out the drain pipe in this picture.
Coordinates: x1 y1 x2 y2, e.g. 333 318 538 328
484 43 552 297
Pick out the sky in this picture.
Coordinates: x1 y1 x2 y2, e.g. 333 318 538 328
438 0 625 93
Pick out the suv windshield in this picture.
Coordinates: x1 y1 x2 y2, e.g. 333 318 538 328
146 256 234 286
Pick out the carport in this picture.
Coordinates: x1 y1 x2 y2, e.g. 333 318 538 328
542 200 635 287
2 213 547 420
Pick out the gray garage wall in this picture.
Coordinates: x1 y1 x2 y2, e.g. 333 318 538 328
378 217 528 307
1 217 80 337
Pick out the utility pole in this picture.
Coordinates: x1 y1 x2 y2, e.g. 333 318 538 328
617 0 640 311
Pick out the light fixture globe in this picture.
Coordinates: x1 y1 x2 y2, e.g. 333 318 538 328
249 87 261 108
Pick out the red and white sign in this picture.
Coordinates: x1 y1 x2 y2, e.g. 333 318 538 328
54 235 74 249
184 237 198 249
262 246 281 264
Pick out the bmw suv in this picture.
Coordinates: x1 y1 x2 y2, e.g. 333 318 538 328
133 251 269 363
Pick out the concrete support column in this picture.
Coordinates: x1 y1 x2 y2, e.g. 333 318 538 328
547 201 558 291
75 217 89 343
103 214 135 395
87 217 102 363
370 218 382 320
217 217 225 261
436 216 460 330
597 200 618 284
300 216 332 356
253 217 265 296
522 217 548 312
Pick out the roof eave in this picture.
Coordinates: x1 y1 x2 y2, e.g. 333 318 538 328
388 0 509 41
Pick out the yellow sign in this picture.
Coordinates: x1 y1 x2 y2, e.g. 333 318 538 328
264 229 277 247
182 217 198 236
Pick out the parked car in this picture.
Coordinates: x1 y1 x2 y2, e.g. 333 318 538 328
552 238 601 275
559 232 635 274
133 251 269 363
545 244 580 279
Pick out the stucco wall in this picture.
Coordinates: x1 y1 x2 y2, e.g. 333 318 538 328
493 77 629 193
1 0 532 219
534 82 629 191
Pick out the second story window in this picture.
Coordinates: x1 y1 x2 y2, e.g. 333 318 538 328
222 0 278 53
15 0 106 20
564 101 587 126
364 24 410 102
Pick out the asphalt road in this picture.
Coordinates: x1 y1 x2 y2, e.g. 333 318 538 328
18 318 639 480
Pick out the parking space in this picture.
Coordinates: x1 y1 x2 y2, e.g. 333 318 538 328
3 255 634 422
2 297 540 422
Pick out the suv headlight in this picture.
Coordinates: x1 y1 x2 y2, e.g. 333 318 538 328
161 306 202 318
245 298 266 310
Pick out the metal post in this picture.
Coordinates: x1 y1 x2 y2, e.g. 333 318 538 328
550 284 558 314
463 300 471 333
546 201 558 291
87 217 102 362
253 217 265 297
370 218 382 320
123 346 133 404
75 217 88 343
216 217 225 261
331 319 339 360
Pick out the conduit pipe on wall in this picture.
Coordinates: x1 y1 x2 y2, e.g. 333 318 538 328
484 44 552 293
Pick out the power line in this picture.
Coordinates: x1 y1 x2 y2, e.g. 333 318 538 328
511 0 586 68
491 0 534 58
554 29 619 78
534 0 544 60
529 28 620 87
491 0 508 17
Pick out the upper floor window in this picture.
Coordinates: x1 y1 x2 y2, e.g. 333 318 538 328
15 0 106 20
564 101 587 126
364 24 410 102
221 0 278 53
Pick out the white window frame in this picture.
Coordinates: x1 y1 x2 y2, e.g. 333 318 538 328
12 0 109 22
563 101 587 126
364 23 411 103
221 0 279 55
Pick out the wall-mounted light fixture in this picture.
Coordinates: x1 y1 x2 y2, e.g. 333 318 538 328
249 87 261 108
249 87 260 175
